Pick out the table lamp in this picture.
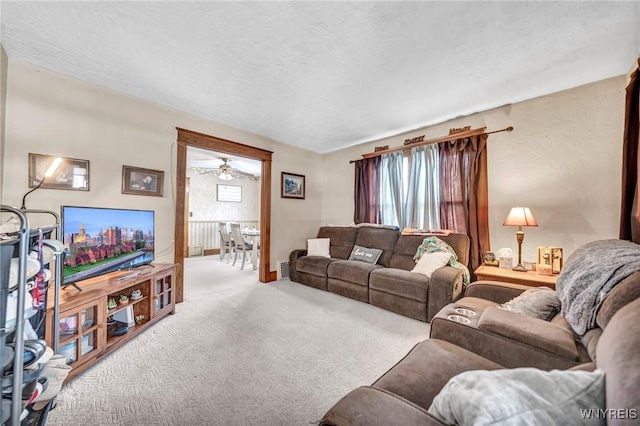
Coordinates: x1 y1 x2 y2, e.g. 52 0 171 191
502 207 538 272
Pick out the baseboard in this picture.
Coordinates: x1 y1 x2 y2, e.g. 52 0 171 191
203 249 219 256
267 271 277 282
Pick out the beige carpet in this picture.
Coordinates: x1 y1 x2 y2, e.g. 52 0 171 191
46 256 430 425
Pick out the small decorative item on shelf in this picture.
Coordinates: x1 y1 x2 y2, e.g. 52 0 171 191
107 298 117 310
131 289 142 300
497 248 513 270
135 315 145 324
119 295 129 305
483 251 499 267
537 263 553 276
537 246 564 274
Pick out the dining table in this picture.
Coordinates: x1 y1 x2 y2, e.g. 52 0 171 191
241 228 260 270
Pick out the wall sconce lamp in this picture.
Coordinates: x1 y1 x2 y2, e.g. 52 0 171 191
20 157 63 209
502 207 538 272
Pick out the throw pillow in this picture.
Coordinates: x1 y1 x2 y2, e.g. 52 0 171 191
428 368 605 426
348 245 383 264
411 252 452 277
501 287 561 321
307 238 331 258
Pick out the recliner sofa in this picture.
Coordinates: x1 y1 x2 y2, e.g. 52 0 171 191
289 226 470 322
320 239 640 425
320 277 640 425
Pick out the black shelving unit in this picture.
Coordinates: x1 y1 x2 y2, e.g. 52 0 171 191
0 206 62 426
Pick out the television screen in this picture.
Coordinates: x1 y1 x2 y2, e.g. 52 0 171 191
61 206 155 284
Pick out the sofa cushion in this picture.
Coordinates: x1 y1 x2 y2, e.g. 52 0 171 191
307 238 330 257
454 296 499 312
296 256 338 277
389 235 428 271
373 339 502 411
370 268 431 302
411 252 452 277
596 298 640 420
348 245 383 264
353 227 399 267
320 386 442 426
327 260 382 286
501 287 561 321
595 271 640 330
428 368 605 426
317 226 359 260
478 307 579 360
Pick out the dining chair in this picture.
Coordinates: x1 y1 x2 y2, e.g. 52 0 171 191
218 222 234 263
229 222 253 270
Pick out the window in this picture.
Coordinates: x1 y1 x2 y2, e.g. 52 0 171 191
379 145 440 229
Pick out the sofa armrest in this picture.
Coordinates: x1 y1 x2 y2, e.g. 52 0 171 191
478 307 579 360
320 386 445 426
464 280 530 304
426 266 464 321
289 249 307 282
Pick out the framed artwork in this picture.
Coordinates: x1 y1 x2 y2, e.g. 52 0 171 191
281 172 305 199
28 153 90 191
217 184 242 202
537 246 563 274
122 165 164 197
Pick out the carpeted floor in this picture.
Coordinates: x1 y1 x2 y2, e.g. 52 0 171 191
46 256 430 425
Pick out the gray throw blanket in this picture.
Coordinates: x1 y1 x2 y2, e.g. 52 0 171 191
556 239 640 335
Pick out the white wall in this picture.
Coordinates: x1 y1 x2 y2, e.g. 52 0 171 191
2 60 324 267
186 171 260 221
321 76 626 263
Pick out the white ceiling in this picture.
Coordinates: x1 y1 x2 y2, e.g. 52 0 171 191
2 2 639 154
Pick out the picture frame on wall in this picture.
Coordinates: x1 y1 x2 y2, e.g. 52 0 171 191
281 172 305 199
122 165 164 197
28 153 90 191
217 184 242 202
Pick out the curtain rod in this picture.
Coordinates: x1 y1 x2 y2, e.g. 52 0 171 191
349 126 513 163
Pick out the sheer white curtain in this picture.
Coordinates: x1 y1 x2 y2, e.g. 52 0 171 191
379 151 404 227
404 144 440 229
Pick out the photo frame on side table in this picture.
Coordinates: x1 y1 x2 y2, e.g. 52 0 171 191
281 172 305 199
122 166 164 197
28 153 90 191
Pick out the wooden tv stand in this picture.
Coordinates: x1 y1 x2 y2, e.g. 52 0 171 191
45 263 176 382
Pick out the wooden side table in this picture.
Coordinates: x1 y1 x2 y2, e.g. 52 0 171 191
474 264 557 289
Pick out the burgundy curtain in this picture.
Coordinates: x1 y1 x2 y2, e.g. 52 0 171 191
439 134 489 273
354 157 381 224
620 58 640 244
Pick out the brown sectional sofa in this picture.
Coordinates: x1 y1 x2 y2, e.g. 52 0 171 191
289 226 470 322
430 271 640 371
320 272 640 425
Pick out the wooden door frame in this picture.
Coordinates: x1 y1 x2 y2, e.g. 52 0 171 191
175 128 274 303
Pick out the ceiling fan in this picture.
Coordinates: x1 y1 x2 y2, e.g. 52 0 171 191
190 158 259 181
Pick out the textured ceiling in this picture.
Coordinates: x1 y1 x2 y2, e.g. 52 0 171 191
2 1 639 154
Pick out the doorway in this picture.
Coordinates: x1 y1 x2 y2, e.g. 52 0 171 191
175 128 274 303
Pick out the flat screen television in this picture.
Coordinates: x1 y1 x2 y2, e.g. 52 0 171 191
61 206 155 285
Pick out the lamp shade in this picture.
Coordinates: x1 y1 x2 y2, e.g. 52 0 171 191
503 207 538 227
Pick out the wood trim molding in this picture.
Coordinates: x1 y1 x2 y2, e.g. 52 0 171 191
177 127 273 160
174 128 273 303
